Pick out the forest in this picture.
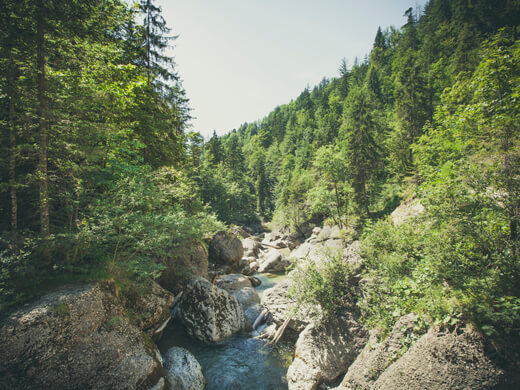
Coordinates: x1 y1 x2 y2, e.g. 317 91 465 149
1 0 519 364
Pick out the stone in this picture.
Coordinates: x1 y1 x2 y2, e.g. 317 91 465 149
248 276 262 287
163 347 206 390
261 278 310 333
0 283 167 390
242 237 260 258
258 248 290 273
287 313 369 390
209 231 244 267
159 241 209 292
119 279 174 336
372 326 503 390
179 276 246 343
338 314 417 390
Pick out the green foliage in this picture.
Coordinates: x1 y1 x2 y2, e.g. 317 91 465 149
289 251 358 321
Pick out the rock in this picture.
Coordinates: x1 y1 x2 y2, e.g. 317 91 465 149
163 347 206 390
159 241 209 292
214 273 252 290
318 225 341 241
338 314 417 390
372 326 503 390
242 237 260 258
390 196 425 226
230 226 250 238
0 283 167 390
244 303 264 328
180 276 246 343
258 248 290 273
209 231 244 268
120 279 174 336
262 278 309 333
248 276 262 287
287 313 369 390
241 261 259 276
215 274 261 329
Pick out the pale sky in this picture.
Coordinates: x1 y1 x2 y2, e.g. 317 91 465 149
156 0 427 137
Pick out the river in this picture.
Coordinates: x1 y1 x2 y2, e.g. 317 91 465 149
157 273 293 390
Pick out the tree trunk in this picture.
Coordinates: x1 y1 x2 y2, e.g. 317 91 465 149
36 0 50 236
8 58 17 237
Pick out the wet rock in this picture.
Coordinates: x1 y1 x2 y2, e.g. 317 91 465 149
180 276 246 343
248 276 262 287
215 273 252 291
287 313 368 390
209 231 244 268
159 241 209 292
0 283 167 390
163 347 206 390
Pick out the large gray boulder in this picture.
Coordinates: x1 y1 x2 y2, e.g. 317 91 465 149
179 276 246 343
209 231 244 268
242 237 260 258
215 274 261 329
372 326 503 390
163 347 206 390
159 241 209 292
287 314 368 390
258 248 291 273
0 283 167 390
120 279 174 336
337 314 418 390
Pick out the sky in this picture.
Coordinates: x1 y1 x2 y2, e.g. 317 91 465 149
156 0 427 138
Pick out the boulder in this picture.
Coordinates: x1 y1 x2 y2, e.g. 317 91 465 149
338 314 417 390
258 248 290 273
215 274 261 329
179 276 246 343
159 241 209 292
209 231 244 268
119 279 174 336
242 237 260 258
0 283 167 390
372 326 503 390
248 276 262 287
390 196 425 226
287 313 369 390
261 278 310 333
214 273 252 291
163 347 206 390
241 261 259 276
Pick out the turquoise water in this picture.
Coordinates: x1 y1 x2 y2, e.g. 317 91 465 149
158 273 292 390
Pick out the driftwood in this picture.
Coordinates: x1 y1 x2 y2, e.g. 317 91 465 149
252 308 269 330
259 243 282 250
170 291 184 320
269 313 294 344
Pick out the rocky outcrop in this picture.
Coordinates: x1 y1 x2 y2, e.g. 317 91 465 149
209 231 244 268
261 278 310 333
390 195 424 226
337 314 418 390
179 276 246 343
159 241 209 292
242 237 260 258
287 313 368 390
0 283 167 390
120 280 174 336
371 326 503 390
163 347 206 390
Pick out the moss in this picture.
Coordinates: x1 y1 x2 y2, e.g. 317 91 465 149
54 303 70 316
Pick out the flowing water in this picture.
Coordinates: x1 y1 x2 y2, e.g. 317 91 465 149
158 273 293 390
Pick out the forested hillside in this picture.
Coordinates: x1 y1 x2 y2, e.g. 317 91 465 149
200 0 520 350
0 0 223 311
